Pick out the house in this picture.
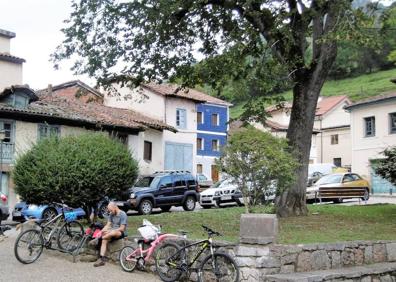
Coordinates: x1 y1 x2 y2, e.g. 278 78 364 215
0 83 174 211
104 83 231 177
344 92 396 193
261 95 352 166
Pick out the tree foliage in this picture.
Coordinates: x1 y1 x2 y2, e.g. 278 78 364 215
374 147 396 186
217 128 298 213
13 133 139 217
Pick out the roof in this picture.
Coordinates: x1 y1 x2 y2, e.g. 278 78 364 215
38 80 103 98
344 92 396 111
265 120 320 134
0 94 175 133
0 85 38 101
0 29 15 39
266 95 350 117
142 83 232 106
0 52 25 64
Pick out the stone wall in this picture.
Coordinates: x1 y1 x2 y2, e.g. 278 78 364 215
235 241 396 281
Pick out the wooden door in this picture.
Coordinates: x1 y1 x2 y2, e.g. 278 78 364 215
211 165 219 183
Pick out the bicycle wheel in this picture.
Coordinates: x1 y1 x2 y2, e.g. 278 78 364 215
14 229 44 264
155 242 183 282
57 220 84 252
119 245 138 272
198 252 239 282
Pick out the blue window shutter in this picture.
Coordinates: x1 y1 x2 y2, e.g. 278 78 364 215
165 143 174 170
183 144 193 172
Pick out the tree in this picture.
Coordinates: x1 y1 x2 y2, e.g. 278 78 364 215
374 147 396 186
53 0 370 216
217 128 298 213
13 133 138 219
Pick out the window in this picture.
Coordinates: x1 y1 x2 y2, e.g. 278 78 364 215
331 134 338 145
333 158 342 167
211 114 219 126
144 141 152 161
159 176 173 188
212 139 219 151
364 116 375 137
38 124 60 140
390 113 396 134
342 174 354 183
197 112 203 124
176 108 187 129
197 164 203 174
351 174 362 181
173 175 186 187
197 138 203 150
0 121 13 143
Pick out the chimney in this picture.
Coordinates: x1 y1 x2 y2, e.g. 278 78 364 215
47 84 53 96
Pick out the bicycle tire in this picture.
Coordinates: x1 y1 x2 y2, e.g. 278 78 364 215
119 245 138 272
155 241 183 282
14 229 44 264
57 220 84 252
198 252 240 282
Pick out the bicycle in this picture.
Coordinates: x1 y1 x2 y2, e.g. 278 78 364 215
119 220 186 273
156 225 239 282
14 204 84 264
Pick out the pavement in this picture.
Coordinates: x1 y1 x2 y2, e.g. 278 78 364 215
0 228 160 282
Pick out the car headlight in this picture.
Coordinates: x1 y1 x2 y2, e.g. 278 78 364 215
130 193 136 199
214 191 220 196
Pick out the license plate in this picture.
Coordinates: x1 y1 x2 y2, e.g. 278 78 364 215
115 202 124 207
221 196 232 200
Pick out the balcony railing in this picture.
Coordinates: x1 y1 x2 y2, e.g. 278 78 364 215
0 142 14 162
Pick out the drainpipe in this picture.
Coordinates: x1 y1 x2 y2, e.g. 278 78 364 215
320 118 323 163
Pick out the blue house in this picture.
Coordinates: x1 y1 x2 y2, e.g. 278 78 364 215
196 100 232 183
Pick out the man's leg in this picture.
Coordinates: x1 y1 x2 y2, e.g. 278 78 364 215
94 230 122 267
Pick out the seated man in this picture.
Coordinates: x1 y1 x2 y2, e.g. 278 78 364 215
94 202 127 267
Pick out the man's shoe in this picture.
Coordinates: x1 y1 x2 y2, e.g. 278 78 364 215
93 259 106 267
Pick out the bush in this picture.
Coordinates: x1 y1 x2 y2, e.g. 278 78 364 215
13 132 139 218
374 147 396 185
217 127 298 213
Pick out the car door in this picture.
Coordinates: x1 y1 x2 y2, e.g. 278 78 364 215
156 176 174 205
341 174 355 188
173 175 187 202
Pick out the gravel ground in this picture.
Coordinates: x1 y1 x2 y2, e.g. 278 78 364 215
0 228 160 282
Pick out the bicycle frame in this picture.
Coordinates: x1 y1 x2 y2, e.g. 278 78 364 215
126 233 180 263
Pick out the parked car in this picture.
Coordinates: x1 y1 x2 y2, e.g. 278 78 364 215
199 179 242 208
306 173 370 203
12 202 86 222
116 171 200 215
196 173 213 189
307 171 324 187
0 192 9 221
233 181 277 206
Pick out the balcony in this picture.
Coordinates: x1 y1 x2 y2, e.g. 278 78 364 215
0 142 14 163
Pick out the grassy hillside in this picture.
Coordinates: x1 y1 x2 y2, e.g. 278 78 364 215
230 68 396 119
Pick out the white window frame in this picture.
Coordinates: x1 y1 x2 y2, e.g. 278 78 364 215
197 111 204 124
176 108 187 129
197 137 204 150
211 113 219 126
212 139 219 151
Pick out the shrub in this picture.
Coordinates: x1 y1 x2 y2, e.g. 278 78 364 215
217 127 298 213
13 132 138 218
374 147 396 185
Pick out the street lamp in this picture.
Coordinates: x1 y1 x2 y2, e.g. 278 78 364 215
0 130 5 197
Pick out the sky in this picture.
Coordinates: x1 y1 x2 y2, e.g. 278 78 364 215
0 0 395 90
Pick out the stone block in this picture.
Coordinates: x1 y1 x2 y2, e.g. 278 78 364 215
380 275 393 282
302 244 318 251
240 267 262 282
386 243 396 262
296 251 312 272
342 248 355 266
235 245 269 257
361 276 371 282
323 243 346 251
105 238 126 261
240 214 278 245
256 256 281 268
281 254 297 265
236 257 256 267
331 251 342 269
311 250 331 271
280 264 295 274
365 246 374 264
373 244 387 263
354 248 364 265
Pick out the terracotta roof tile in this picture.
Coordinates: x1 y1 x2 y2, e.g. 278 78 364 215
344 92 396 111
0 52 25 64
143 83 232 106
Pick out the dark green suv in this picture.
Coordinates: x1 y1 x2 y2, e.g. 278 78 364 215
117 171 200 215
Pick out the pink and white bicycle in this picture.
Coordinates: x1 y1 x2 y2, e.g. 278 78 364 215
119 219 186 272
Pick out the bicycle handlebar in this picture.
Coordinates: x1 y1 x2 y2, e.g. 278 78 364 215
202 225 222 237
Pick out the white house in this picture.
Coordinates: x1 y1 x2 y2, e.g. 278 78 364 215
345 92 396 193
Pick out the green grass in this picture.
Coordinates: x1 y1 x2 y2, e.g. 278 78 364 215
126 204 396 244
230 68 396 119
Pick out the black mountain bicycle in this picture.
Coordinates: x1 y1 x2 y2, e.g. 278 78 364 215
155 225 239 282
14 205 84 264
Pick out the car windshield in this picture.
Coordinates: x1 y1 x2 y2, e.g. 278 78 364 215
315 174 343 185
134 176 161 189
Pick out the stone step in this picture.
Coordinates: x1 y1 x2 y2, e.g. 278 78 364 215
264 262 396 282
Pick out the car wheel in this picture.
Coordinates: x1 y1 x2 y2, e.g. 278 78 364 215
42 208 58 221
138 200 153 215
183 196 196 211
160 206 172 212
362 188 370 201
98 203 109 219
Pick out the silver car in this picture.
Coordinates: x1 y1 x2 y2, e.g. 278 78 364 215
0 192 10 221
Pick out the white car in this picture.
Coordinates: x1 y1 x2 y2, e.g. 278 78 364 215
199 179 241 208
